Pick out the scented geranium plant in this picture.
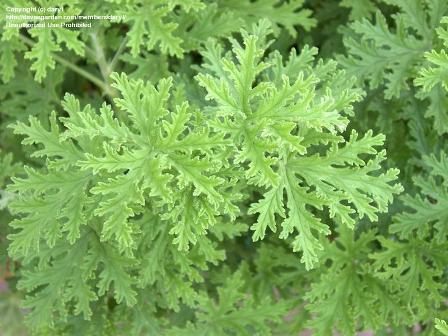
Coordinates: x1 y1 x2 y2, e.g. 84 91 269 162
0 1 447 335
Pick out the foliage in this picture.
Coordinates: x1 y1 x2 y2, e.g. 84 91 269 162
0 0 447 335
436 318 448 335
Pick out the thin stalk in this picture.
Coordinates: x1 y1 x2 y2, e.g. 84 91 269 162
109 37 128 73
89 30 120 99
89 30 110 80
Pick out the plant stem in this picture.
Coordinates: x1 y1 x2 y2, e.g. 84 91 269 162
89 31 110 80
89 30 121 99
109 37 128 73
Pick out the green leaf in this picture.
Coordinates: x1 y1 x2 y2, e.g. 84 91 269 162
391 151 448 241
123 3 184 57
370 237 448 319
24 29 61 82
436 319 448 335
198 20 400 268
306 228 407 335
167 268 288 335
